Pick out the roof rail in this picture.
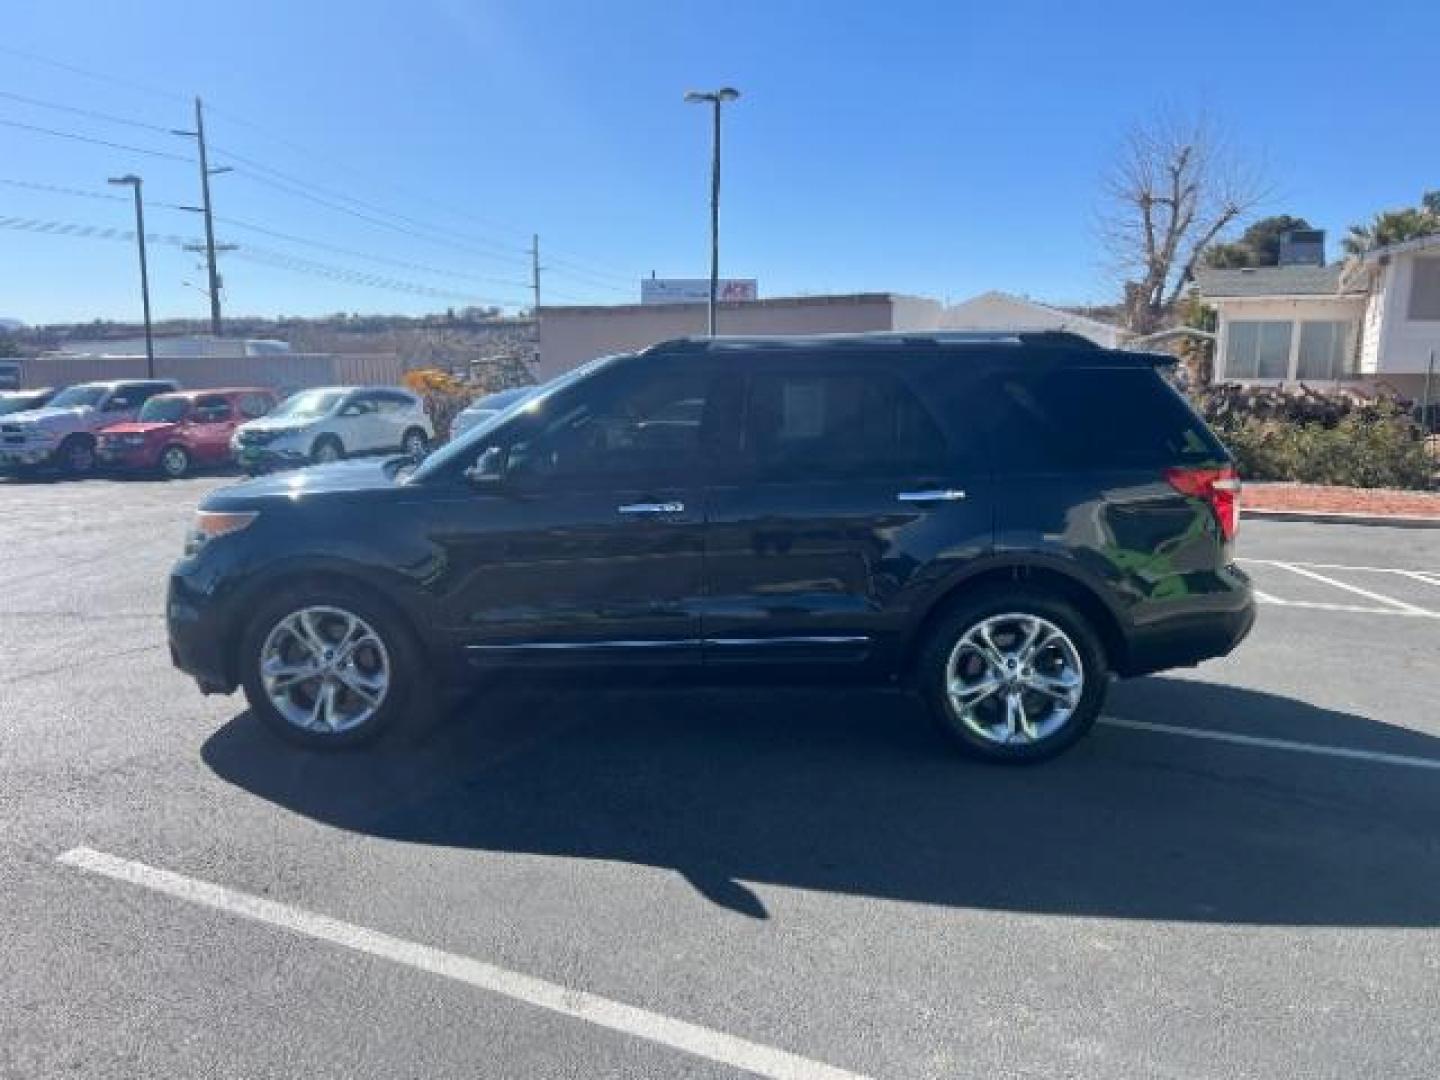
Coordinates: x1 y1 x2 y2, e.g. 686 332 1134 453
649 329 1101 352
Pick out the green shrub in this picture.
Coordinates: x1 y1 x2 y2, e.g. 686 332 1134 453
1209 407 1433 489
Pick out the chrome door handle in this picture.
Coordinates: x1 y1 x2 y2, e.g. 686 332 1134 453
617 501 685 515
896 489 966 503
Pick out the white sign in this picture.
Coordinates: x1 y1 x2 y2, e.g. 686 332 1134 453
641 278 757 305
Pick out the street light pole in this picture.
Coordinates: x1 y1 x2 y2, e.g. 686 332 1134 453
108 175 155 379
684 87 739 337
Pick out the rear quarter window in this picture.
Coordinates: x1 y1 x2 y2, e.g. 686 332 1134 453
991 366 1225 471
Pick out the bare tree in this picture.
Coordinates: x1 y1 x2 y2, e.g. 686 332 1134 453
1102 111 1266 334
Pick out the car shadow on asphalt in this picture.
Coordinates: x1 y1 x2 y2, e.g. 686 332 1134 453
202 676 1440 926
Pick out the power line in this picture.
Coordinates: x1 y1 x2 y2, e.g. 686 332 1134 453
0 44 188 104
0 116 190 162
0 214 516 306
0 88 175 135
0 172 528 291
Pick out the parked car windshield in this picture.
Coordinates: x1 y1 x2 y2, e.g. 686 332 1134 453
270 389 345 420
138 396 191 423
46 385 108 410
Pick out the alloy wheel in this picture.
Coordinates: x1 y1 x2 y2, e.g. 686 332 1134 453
161 446 188 477
945 613 1084 745
259 605 391 735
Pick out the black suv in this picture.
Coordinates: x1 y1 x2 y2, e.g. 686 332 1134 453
168 332 1254 761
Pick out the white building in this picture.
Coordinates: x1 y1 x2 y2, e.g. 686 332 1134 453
537 291 1124 381
1195 231 1440 398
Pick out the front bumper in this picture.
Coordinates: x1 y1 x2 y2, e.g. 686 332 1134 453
0 443 57 468
167 566 241 694
97 443 161 469
233 441 309 472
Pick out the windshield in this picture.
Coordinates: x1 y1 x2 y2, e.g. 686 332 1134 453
270 389 344 420
46 385 107 410
138 396 191 423
465 387 534 414
411 358 615 482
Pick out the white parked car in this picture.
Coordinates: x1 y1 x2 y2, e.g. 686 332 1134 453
450 385 539 441
231 386 433 474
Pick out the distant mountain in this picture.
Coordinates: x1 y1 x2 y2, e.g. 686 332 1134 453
0 318 24 332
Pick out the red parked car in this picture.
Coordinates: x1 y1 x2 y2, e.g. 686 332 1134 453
97 388 278 478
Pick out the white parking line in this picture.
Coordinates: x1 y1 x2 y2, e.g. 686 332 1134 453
1251 593 1440 618
1264 561 1437 616
1240 557 1440 580
56 847 868 1080
1100 717 1440 771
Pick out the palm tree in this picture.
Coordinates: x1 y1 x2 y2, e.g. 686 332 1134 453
1343 191 1440 255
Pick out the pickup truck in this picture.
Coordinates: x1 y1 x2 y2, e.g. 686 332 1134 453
0 379 180 475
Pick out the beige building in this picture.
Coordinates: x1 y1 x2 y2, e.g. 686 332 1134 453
1195 231 1440 399
536 291 1123 381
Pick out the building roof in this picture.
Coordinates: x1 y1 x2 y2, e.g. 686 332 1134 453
1193 264 1359 298
943 291 1124 339
1358 231 1440 263
539 292 909 315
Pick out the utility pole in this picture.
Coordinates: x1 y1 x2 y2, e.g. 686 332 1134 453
107 174 155 378
173 97 232 336
684 87 740 337
531 233 542 369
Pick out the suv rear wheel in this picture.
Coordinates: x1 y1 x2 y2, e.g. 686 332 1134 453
918 586 1107 763
239 585 425 748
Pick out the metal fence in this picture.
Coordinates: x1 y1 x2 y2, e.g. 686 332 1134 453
19 352 420 394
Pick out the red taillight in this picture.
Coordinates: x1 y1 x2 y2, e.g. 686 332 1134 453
1165 465 1240 542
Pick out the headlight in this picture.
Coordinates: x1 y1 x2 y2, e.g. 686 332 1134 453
184 510 259 556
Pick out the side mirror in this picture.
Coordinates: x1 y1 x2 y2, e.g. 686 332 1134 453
463 445 508 486
340 404 363 417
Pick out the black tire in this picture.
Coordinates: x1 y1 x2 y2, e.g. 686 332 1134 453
401 427 429 457
58 435 97 477
311 435 344 465
158 444 190 479
239 582 430 749
917 585 1108 764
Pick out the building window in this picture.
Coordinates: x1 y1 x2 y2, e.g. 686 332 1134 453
1296 321 1354 381
1225 321 1292 380
1409 257 1440 321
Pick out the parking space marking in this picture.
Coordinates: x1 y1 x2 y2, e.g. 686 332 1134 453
1101 717 1440 772
1263 561 1437 616
1240 558 1440 580
57 847 868 1080
1251 593 1439 618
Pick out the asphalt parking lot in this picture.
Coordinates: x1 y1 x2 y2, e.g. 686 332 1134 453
2 472 1439 1079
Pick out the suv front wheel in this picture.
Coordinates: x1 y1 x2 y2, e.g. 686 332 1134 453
918 587 1107 763
239 585 424 748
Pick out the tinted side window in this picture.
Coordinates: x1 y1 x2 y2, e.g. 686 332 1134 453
238 393 273 419
509 367 715 484
742 370 945 479
992 368 1224 470
345 393 380 414
193 394 233 421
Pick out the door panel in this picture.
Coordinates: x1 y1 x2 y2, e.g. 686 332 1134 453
431 486 706 664
427 357 727 666
699 356 992 670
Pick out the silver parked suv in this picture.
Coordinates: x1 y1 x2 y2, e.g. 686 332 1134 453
0 379 179 476
231 386 434 474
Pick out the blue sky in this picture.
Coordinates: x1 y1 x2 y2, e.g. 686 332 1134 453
2 0 1437 325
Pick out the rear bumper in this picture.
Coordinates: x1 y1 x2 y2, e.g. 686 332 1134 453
1118 566 1257 677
